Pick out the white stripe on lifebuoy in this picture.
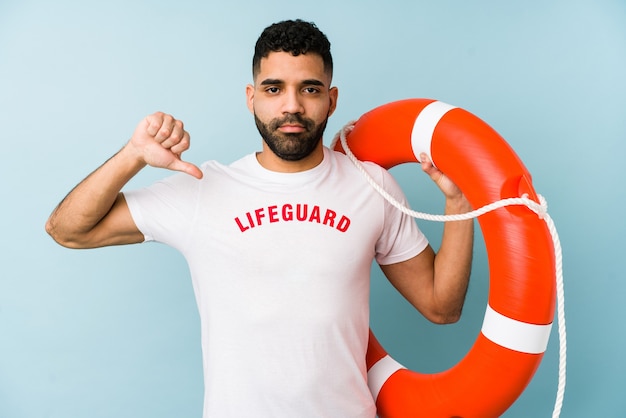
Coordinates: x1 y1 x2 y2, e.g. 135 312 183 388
410 101 457 165
481 305 552 354
367 355 405 401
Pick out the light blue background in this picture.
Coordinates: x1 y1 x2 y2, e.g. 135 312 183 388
1 1 624 417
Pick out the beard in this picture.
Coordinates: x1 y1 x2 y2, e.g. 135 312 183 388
254 112 329 161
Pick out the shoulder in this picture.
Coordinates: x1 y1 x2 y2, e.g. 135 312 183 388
327 147 386 175
327 147 397 188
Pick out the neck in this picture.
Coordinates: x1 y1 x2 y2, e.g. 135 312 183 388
256 141 324 173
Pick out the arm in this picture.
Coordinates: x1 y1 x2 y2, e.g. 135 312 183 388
380 154 474 324
45 112 202 249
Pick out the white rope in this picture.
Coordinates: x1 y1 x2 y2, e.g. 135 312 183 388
337 122 566 417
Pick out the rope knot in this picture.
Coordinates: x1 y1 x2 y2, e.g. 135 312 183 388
537 195 549 220
521 193 549 220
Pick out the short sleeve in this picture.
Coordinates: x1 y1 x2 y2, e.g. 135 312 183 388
123 171 202 250
373 167 429 265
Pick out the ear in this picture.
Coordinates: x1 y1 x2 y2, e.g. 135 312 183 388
246 84 255 114
328 86 339 117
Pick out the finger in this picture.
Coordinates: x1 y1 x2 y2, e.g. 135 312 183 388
168 158 203 179
154 114 177 142
419 153 438 176
419 153 450 190
144 112 165 137
169 129 191 154
161 120 186 149
170 127 191 155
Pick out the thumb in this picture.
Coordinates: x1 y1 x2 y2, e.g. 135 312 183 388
168 158 203 179
419 153 438 177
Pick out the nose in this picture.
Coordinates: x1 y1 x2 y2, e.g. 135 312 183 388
281 89 305 115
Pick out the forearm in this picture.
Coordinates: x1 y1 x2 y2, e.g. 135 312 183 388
432 196 474 321
46 144 145 246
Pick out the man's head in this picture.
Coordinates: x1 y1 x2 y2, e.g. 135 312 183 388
252 19 333 82
247 20 338 168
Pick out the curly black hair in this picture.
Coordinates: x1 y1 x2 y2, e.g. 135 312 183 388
252 19 333 79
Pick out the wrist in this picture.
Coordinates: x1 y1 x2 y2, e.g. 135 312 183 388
119 141 148 170
445 194 472 215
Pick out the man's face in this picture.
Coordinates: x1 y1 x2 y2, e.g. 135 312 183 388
246 51 338 162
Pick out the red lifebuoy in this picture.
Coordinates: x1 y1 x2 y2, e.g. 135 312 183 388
333 99 556 418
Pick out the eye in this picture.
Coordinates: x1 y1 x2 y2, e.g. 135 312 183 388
303 87 320 94
265 87 280 94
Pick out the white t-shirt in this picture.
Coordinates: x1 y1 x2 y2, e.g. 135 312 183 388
124 147 428 418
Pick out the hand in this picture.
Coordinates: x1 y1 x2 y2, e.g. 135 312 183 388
420 153 466 203
128 112 203 179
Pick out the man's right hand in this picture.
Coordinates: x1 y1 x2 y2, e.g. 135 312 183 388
46 112 203 248
128 112 203 179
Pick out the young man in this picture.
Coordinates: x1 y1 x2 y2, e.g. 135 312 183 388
46 20 473 418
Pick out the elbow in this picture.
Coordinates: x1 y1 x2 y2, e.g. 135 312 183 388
45 218 82 249
425 307 463 325
45 217 61 243
45 218 67 247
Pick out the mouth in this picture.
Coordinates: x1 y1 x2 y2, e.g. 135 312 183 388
278 123 306 133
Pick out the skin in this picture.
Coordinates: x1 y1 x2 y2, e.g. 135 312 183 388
45 50 473 324
246 52 337 172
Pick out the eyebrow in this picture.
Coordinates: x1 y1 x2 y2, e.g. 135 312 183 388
259 78 326 87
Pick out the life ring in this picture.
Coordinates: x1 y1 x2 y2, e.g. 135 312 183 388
332 99 556 418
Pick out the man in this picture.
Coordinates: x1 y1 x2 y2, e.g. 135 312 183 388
46 19 473 417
